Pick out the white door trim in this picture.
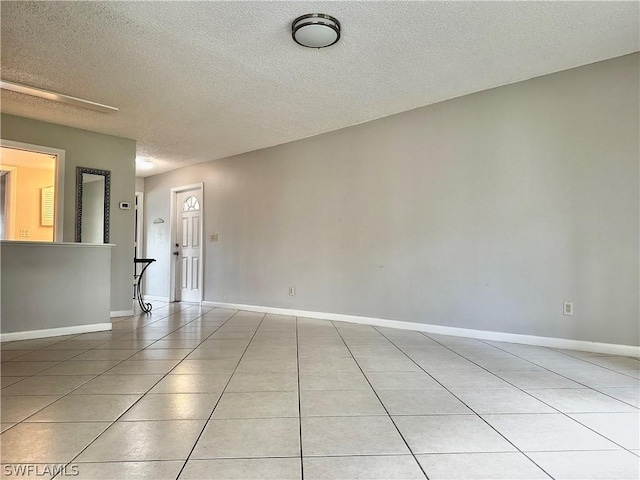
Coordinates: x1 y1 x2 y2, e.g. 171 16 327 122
135 191 144 258
0 139 65 242
169 183 204 303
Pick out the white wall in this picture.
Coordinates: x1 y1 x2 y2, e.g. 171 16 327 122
0 115 136 312
144 53 639 346
1 242 111 336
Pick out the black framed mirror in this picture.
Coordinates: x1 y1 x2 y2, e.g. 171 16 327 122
75 166 111 243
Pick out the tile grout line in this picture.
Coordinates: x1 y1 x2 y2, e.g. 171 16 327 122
330 322 432 480
447 335 640 453
173 312 267 479
5 305 223 434
295 317 305 480
473 339 640 407
369 327 556 480
415 331 638 463
50 306 239 478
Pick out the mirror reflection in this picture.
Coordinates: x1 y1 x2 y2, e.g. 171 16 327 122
81 174 105 243
75 167 110 243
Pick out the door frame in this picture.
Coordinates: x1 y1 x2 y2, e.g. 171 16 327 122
0 139 65 242
169 183 204 303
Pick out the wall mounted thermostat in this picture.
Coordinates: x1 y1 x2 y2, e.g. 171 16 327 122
119 202 132 210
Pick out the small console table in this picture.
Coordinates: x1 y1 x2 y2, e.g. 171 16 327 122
134 258 156 313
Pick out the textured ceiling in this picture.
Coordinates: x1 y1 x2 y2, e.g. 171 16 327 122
1 1 638 177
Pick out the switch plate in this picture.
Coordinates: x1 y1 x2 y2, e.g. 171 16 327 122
210 233 218 242
289 286 296 296
20 228 30 237
563 301 574 316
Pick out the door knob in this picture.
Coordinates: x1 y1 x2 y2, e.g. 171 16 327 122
173 251 179 256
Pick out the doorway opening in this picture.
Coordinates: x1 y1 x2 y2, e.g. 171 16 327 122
169 183 204 303
0 142 65 242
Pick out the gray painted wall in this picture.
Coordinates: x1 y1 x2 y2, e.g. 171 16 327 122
144 53 639 346
0 115 136 312
1 242 111 333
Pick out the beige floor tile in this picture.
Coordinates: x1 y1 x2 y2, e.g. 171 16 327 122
150 374 230 393
394 415 516 454
180 458 301 479
76 420 205 461
35 360 120 376
377 389 472 415
527 388 638 413
1 350 31 361
417 452 550 479
235 357 298 373
1 422 110 463
568 412 640 449
364 371 443 390
1 395 60 422
9 350 86 362
304 455 425 479
597 387 640 408
226 372 298 392
1 376 26 388
355 356 422 372
298 357 359 374
300 390 385 417
212 391 298 419
121 393 219 420
494 370 585 389
26 394 140 422
70 349 138 361
128 349 193 360
172 359 239 375
1 423 16 433
1 375 96 395
74 461 183 479
70 374 163 394
191 418 300 459
44 340 109 350
430 370 513 389
453 388 556 414
302 416 409 456
1 362 60 376
299 372 371 391
106 360 180 375
528 450 640 480
483 413 620 451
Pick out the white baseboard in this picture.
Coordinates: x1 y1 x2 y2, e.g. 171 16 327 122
110 310 134 318
0 323 112 343
143 295 170 302
202 301 640 357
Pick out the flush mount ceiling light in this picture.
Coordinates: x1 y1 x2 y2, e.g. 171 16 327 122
292 14 341 48
136 158 153 170
0 80 118 113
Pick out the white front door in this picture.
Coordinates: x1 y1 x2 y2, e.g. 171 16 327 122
175 189 202 302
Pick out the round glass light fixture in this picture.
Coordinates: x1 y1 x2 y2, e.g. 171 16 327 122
292 14 340 48
136 158 153 170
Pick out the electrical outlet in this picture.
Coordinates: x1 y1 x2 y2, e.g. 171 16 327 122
19 228 30 237
289 286 296 296
563 301 574 316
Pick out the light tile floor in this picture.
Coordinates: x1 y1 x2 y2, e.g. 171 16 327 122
1 303 639 479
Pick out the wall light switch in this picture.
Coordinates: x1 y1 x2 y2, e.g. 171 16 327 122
20 228 30 237
210 233 218 242
289 286 296 296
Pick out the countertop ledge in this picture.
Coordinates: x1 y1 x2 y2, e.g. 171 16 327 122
1 241 115 247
